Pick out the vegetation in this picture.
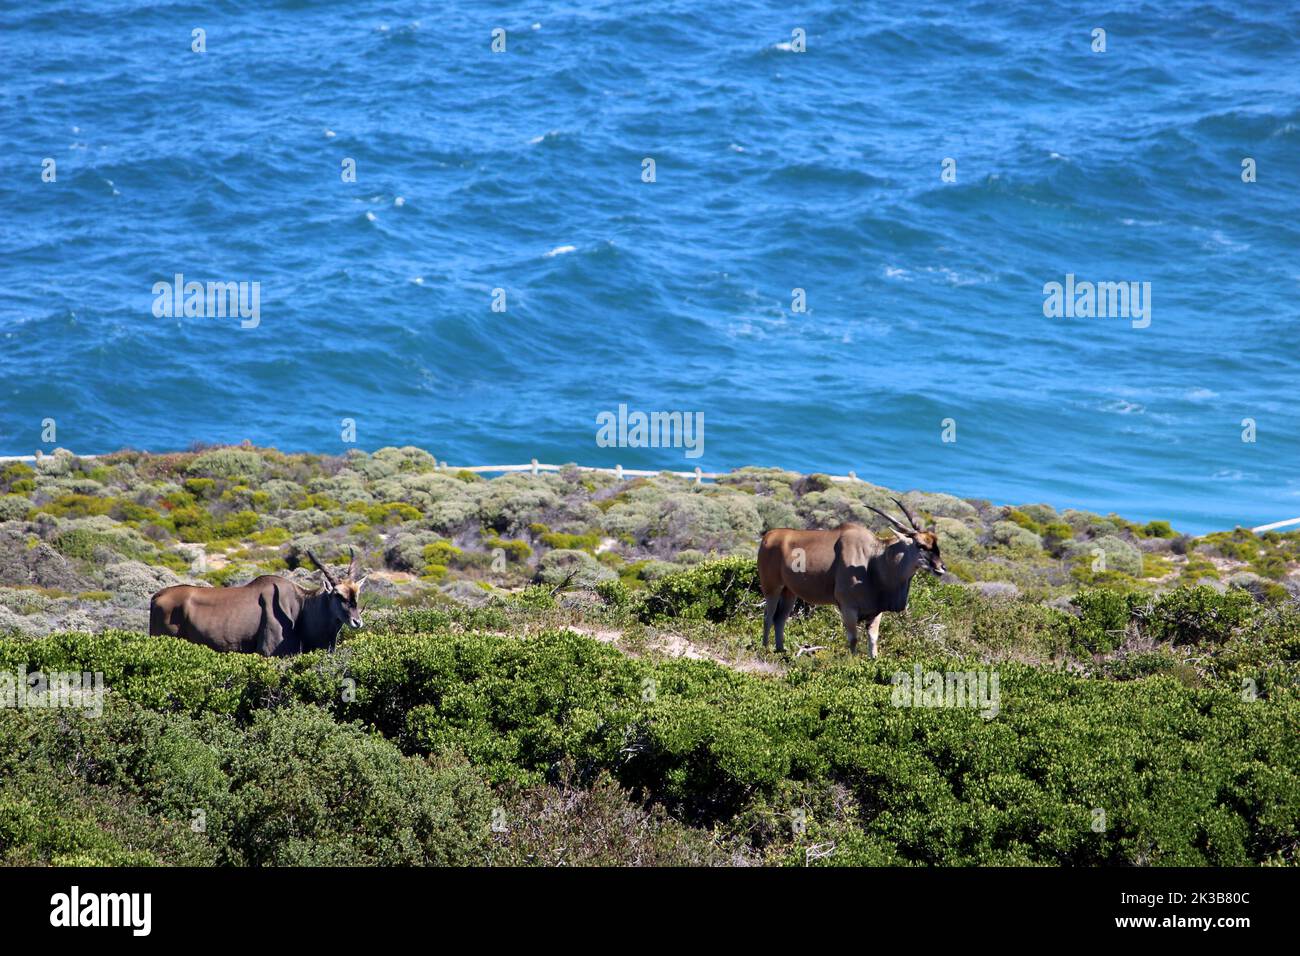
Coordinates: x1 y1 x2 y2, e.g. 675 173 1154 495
1 603 1297 866
2 445 1296 633
1 445 1297 866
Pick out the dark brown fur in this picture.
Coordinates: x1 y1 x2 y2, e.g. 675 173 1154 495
148 550 366 656
757 502 944 656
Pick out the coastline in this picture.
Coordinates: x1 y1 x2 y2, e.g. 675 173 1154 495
1 443 1297 639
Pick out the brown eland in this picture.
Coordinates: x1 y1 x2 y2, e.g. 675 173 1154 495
757 497 945 657
148 548 368 656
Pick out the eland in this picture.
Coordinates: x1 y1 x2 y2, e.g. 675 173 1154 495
148 548 367 656
758 497 945 657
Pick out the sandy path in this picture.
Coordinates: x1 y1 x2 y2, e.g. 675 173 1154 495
560 624 784 675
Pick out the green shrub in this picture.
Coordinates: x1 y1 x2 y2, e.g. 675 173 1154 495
1005 509 1042 534
0 769 212 866
3 628 1298 866
536 549 615 589
421 540 469 580
1041 522 1074 553
0 630 282 719
507 585 559 610
1140 520 1177 539
1068 588 1138 653
1139 586 1256 645
169 505 213 542
0 462 36 495
1065 585 1258 651
188 449 265 482
991 521 1043 556
595 578 629 608
250 527 291 546
53 528 121 561
1180 556 1221 583
183 477 217 499
483 536 532 562
346 630 1299 862
636 557 760 623
540 530 601 552
349 500 422 525
1064 534 1143 577
1200 530 1257 563
214 510 259 539
110 500 163 525
218 705 493 865
35 494 114 519
0 700 493 866
933 517 978 556
0 494 31 521
201 564 256 587
1141 553 1175 579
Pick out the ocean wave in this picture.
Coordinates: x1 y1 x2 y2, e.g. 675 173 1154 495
0 0 1295 532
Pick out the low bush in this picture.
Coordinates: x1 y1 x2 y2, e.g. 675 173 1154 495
1138 585 1257 646
0 700 494 866
35 494 115 519
0 765 215 866
489 769 754 866
1067 588 1140 654
11 626 1293 865
635 556 760 623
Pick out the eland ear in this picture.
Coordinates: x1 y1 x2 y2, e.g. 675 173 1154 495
319 573 336 592
355 574 369 589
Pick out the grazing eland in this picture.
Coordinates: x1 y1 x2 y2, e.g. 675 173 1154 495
148 548 367 656
758 497 945 657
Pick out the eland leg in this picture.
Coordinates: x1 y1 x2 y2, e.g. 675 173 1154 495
866 612 884 659
762 592 780 649
772 589 794 653
839 605 860 654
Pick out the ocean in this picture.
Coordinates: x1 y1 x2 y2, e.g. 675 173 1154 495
1 0 1297 533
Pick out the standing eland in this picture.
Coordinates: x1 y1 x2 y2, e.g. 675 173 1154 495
148 548 368 656
758 497 945 657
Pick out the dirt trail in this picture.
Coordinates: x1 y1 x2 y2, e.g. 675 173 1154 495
560 624 784 675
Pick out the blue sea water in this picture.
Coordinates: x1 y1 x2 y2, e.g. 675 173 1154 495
1 1 1297 533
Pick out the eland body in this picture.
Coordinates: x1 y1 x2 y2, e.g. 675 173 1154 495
757 498 945 657
148 549 367 656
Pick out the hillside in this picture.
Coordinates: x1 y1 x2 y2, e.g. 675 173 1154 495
2 444 1297 637
1 445 1298 866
